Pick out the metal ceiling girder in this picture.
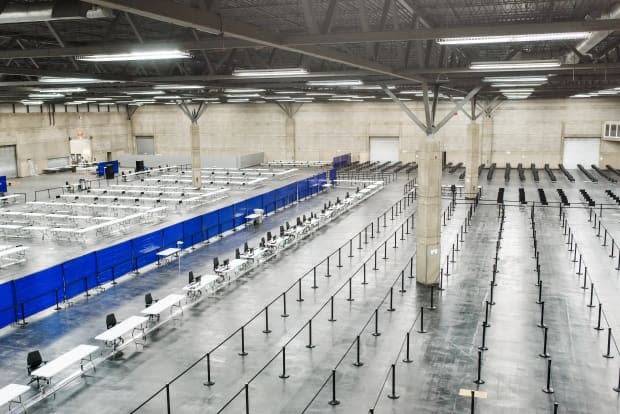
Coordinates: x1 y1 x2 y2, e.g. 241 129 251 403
432 85 483 134
79 0 427 84
380 84 429 135
178 101 207 123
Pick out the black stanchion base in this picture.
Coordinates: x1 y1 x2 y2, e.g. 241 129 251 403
279 373 290 379
337 265 343 268
325 274 332 278
478 345 488 351
483 322 490 328
328 318 336 322
542 387 554 394
539 352 550 358
329 400 340 406
347 298 355 302
306 344 316 349
387 307 395 312
238 352 248 356
388 394 400 400
311 285 319 289
614 386 620 393
353 361 364 367
580 285 589 290
537 323 547 329
474 379 485 385
372 332 381 337
297 298 305 303
595 326 605 331
603 353 614 359
536 299 543 305
263 329 272 334
203 380 215 386
427 305 437 310
402 357 413 364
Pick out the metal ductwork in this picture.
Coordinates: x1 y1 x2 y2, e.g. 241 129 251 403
563 2 620 64
0 0 113 24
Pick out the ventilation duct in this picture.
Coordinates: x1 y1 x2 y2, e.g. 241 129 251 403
563 3 620 64
0 0 113 24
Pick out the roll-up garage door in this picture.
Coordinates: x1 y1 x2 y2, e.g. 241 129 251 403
0 145 17 178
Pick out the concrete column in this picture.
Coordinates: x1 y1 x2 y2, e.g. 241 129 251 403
284 116 296 160
416 137 442 285
190 122 202 189
465 121 480 199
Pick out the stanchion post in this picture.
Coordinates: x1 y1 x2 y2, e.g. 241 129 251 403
595 303 604 331
540 327 550 358
418 307 426 333
328 370 340 406
542 359 554 393
474 350 485 385
328 296 336 322
312 267 318 289
478 323 488 351
239 326 248 356
372 308 381 337
387 364 400 399
281 292 289 317
263 306 272 333
387 287 395 312
353 335 363 367
587 284 595 308
347 278 354 302
297 279 304 302
403 332 412 363
204 352 215 386
604 328 615 359
538 301 547 328
306 320 316 349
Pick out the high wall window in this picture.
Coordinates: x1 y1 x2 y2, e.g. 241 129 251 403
603 121 620 140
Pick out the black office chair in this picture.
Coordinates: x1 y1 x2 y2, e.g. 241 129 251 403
213 257 219 271
106 313 117 329
244 242 249 252
189 271 195 284
303 214 307 222
27 350 46 386
286 222 290 230
235 248 240 259
223 259 229 267
145 293 158 307
297 217 302 226
280 226 285 236
346 192 349 198
260 238 265 248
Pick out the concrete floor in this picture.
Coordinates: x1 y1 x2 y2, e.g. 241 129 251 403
3 168 620 413
0 167 321 281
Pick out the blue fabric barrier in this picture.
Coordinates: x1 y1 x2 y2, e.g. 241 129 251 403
0 172 329 329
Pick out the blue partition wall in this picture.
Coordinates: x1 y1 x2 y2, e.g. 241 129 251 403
0 172 327 329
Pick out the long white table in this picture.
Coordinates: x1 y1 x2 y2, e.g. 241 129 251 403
30 344 98 389
95 316 148 350
0 384 30 412
156 247 181 265
183 274 218 300
0 245 28 268
140 294 184 319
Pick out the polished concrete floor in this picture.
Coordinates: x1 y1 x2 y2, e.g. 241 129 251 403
3 169 620 413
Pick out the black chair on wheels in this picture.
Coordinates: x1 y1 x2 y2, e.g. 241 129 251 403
27 350 46 386
145 293 157 307
188 271 195 284
244 242 249 253
213 257 219 272
106 313 117 329
235 248 241 259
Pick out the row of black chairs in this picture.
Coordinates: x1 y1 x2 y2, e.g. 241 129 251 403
577 164 598 182
517 163 525 181
487 163 497 180
531 163 540 182
558 164 575 182
519 188 526 204
605 189 620 205
544 164 556 182
579 189 596 206
448 162 463 174
557 189 570 206
591 165 617 183
606 165 620 177
537 188 548 205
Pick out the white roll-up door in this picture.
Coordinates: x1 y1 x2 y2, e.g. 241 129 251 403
369 137 399 162
136 136 155 155
0 145 17 178
563 137 600 169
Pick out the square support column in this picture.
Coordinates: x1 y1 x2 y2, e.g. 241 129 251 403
284 117 296 160
465 121 480 199
416 138 442 285
190 123 202 189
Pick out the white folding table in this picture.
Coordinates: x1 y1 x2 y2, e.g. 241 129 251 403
0 384 30 412
30 344 98 390
183 274 218 300
156 247 181 265
95 316 148 350
141 294 184 319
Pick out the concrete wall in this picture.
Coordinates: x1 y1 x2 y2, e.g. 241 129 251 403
2 98 620 177
0 104 130 176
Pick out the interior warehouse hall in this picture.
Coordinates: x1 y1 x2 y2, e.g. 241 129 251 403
0 1 620 413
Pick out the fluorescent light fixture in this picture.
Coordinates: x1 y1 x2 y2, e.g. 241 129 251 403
264 95 287 100
97 102 116 105
126 90 165 96
275 91 305 94
490 83 546 88
65 101 90 105
484 76 548 83
306 92 332 96
153 84 203 90
39 77 100 84
35 87 86 93
194 97 221 101
399 90 420 95
225 93 261 98
132 99 156 103
596 90 619 95
275 99 295 102
154 95 182 99
499 88 535 93
504 95 530 99
29 93 64 99
227 98 250 103
350 85 395 90
85 97 113 101
232 68 309 78
437 32 591 45
328 98 352 102
76 49 190 62
253 100 267 104
570 94 592 98
307 80 363 86
20 100 43 105
223 88 265 93
470 60 560 70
